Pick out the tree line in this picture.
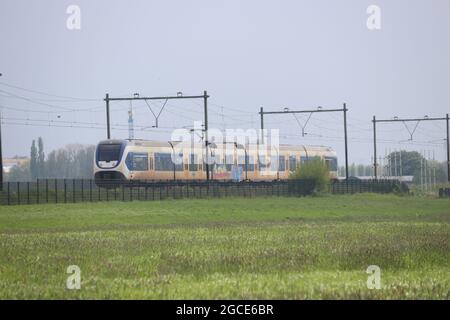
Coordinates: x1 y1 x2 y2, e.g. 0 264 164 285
6 137 95 181
5 140 448 184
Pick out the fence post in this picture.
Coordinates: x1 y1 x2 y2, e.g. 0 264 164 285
137 184 140 200
89 180 93 202
46 179 49 203
37 179 40 204
17 181 20 205
81 179 84 202
55 179 58 203
166 183 169 199
72 179 76 203
7 181 10 205
64 179 67 203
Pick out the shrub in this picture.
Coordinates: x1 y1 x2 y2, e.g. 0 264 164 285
289 158 330 192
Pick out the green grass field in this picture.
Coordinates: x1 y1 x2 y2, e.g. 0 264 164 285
0 194 449 299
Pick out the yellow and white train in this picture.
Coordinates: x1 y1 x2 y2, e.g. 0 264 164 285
94 139 338 185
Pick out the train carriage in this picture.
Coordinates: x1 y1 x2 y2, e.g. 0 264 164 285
94 139 338 186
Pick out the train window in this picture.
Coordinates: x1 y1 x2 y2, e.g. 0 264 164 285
175 153 184 171
225 154 233 171
149 156 154 170
270 156 278 171
213 154 221 164
289 155 297 171
258 155 269 169
189 154 198 171
155 153 171 171
238 155 255 171
205 153 220 165
278 156 286 171
125 152 149 171
324 156 338 171
155 152 184 171
248 156 255 171
301 156 320 163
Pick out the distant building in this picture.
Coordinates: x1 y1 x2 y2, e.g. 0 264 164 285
2 157 28 173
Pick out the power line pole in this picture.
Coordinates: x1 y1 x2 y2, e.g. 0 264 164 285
259 103 350 180
203 90 209 181
0 108 3 191
343 103 349 181
0 73 3 190
372 115 450 182
447 113 450 182
260 107 264 144
428 150 432 191
423 150 428 192
394 150 397 178
105 93 110 139
420 156 423 191
372 116 377 178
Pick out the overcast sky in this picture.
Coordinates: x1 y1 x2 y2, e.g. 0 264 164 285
1 0 449 165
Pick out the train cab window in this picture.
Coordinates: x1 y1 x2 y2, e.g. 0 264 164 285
289 155 297 171
278 156 286 171
189 154 198 171
125 152 149 171
324 156 338 171
97 143 122 162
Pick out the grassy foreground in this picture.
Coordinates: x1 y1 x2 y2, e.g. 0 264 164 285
0 194 449 299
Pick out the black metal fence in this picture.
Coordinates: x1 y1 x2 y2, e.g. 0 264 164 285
0 178 406 206
330 179 409 194
439 188 450 198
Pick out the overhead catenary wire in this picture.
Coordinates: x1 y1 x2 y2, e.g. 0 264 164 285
0 81 101 101
1 81 448 174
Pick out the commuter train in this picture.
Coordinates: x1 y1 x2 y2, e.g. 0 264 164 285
94 139 338 186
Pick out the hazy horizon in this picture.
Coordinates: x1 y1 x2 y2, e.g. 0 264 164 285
1 0 449 165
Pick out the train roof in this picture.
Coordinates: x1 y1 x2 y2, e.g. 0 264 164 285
98 139 336 154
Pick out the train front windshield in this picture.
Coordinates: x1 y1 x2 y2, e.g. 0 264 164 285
97 144 122 162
